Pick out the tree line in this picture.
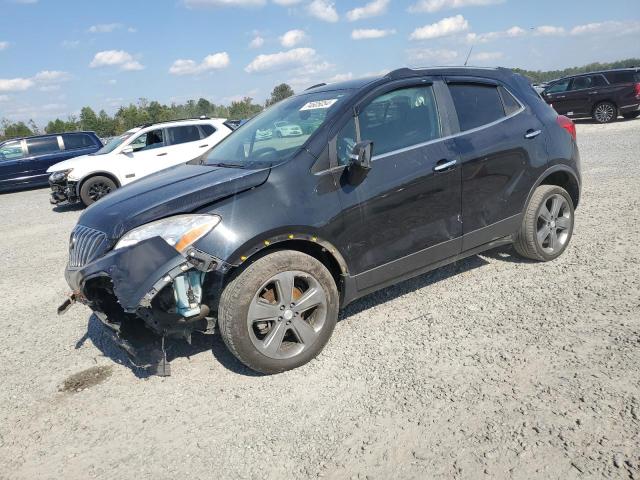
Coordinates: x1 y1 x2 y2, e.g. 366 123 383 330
0 83 295 141
513 58 639 83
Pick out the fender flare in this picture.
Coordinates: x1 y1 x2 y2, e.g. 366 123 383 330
525 164 581 209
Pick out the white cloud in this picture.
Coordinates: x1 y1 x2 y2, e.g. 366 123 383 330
280 29 308 47
409 0 503 13
0 41 9 51
89 50 145 71
534 25 565 36
39 85 61 92
87 23 123 33
570 20 640 36
127 27 137 33
470 51 503 62
273 0 302 4
0 78 35 93
407 48 459 64
328 72 354 82
183 0 266 7
307 0 338 22
410 15 469 40
249 35 265 48
466 25 526 43
33 70 70 82
245 47 318 73
351 28 396 40
169 52 230 75
346 0 389 21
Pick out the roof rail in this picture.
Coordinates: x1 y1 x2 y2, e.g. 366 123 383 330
305 83 327 90
385 68 416 79
134 116 213 129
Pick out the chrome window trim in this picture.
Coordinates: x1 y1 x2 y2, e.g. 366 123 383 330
57 135 65 150
371 84 525 162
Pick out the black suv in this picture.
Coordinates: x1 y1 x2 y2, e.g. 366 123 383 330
542 68 640 123
61 67 581 374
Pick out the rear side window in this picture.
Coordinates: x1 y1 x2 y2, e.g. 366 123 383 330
359 85 441 156
199 124 215 138
26 136 61 155
498 87 521 116
63 133 95 150
167 125 202 145
0 140 25 161
590 75 608 87
604 71 636 84
449 83 505 131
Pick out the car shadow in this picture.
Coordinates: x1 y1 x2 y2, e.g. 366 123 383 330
52 202 84 213
79 247 519 378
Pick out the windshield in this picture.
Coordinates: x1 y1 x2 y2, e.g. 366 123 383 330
92 132 135 155
206 89 353 167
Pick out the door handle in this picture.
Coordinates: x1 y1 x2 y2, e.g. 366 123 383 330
588 91 599 94
199 144 209 148
433 159 457 172
156 152 167 156
524 129 542 139
557 95 566 99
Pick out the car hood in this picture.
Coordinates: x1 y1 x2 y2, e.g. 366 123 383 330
47 154 95 173
78 163 271 240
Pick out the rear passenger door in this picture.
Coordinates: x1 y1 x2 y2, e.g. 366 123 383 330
165 124 209 164
24 136 63 185
445 78 548 250
333 78 462 291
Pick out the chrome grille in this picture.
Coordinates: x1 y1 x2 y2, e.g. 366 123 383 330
68 225 109 268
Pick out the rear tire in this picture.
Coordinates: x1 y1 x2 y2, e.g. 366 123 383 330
218 250 339 374
79 175 117 206
592 101 617 124
513 185 575 262
622 112 640 120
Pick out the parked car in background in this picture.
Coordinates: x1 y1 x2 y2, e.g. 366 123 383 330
255 128 273 141
542 68 640 123
47 118 234 206
274 121 303 137
60 67 581 375
0 132 102 192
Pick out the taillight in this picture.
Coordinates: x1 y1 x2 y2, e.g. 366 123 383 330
634 82 640 99
557 115 576 141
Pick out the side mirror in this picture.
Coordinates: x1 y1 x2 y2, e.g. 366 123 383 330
349 140 373 170
121 145 134 154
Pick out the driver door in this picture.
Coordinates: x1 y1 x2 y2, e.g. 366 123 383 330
332 78 462 292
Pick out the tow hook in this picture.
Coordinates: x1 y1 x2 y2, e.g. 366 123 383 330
57 291 82 315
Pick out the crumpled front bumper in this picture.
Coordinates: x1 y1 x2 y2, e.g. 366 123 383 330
49 178 79 204
64 236 231 338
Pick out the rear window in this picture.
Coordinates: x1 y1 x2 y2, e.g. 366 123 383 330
26 136 60 156
449 83 505 131
167 125 201 146
199 124 215 137
63 133 95 150
603 71 636 84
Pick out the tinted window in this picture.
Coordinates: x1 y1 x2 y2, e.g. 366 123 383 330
63 133 95 150
570 76 597 90
130 129 164 152
336 118 357 166
604 71 635 84
167 125 201 146
546 79 570 94
0 141 24 161
359 85 440 156
498 86 521 116
199 124 215 137
449 83 505 131
590 75 608 87
26 136 60 155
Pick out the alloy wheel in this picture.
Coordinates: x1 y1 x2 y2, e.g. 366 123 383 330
536 194 572 255
247 270 327 360
594 103 615 123
88 182 112 201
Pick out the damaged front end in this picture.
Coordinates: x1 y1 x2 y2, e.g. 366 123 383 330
49 170 79 205
61 228 231 375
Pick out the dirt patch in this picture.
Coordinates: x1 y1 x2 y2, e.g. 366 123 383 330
59 366 113 393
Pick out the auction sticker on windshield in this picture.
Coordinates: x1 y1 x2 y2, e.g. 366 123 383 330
300 99 338 111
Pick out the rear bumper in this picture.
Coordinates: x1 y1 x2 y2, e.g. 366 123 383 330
64 236 230 339
619 102 640 113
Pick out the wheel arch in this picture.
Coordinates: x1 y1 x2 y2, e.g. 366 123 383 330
530 165 581 209
76 171 122 195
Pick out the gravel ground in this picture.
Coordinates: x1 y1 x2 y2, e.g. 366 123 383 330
0 119 639 479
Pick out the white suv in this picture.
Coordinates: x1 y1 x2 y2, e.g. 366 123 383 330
47 118 234 206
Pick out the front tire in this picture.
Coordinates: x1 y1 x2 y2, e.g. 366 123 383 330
79 175 117 206
592 101 617 124
513 185 575 262
218 250 339 374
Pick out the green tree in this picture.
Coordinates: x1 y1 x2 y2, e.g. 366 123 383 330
266 83 294 107
228 97 263 120
0 119 33 140
79 107 99 132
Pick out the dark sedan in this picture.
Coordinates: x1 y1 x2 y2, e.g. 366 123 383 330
0 131 102 192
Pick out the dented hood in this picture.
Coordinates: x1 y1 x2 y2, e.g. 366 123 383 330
78 163 270 239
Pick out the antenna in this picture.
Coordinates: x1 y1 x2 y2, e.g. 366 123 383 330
464 45 474 66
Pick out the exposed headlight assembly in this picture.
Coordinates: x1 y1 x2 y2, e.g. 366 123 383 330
114 214 221 253
49 169 72 182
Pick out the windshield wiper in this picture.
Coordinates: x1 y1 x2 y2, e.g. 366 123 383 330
210 162 244 168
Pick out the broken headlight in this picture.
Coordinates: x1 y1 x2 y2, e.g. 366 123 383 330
49 169 72 182
114 214 221 253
